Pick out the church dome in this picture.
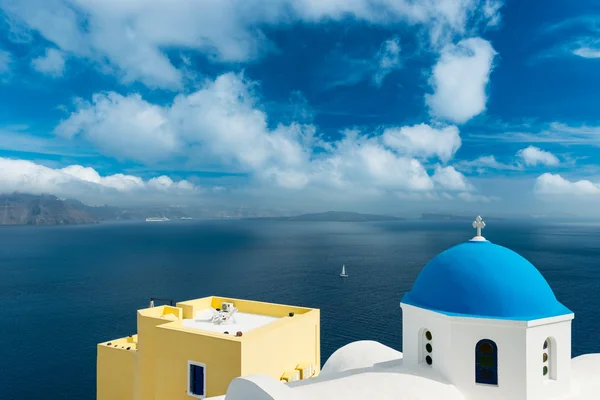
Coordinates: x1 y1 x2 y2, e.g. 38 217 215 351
401 240 572 320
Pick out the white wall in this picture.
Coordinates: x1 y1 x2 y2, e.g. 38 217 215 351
525 315 573 400
401 305 452 379
448 316 527 400
401 304 574 400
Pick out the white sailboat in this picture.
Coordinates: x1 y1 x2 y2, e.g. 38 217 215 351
340 265 348 278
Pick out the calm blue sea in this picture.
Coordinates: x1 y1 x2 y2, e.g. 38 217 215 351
0 220 599 399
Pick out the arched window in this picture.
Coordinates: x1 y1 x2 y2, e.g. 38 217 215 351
420 329 433 366
476 339 498 385
543 337 556 380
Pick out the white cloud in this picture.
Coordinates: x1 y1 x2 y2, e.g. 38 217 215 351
468 122 600 146
482 0 503 27
320 37 402 90
457 155 521 172
54 92 180 163
544 123 600 145
426 37 496 124
170 74 311 173
373 37 401 86
2 0 501 89
52 72 490 201
54 73 316 187
147 175 196 191
432 165 474 191
535 173 600 196
31 48 66 77
517 146 559 167
0 49 13 75
0 157 197 203
573 46 600 59
457 192 500 202
312 132 435 192
382 123 461 163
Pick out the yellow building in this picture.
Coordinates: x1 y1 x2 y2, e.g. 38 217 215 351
97 296 320 400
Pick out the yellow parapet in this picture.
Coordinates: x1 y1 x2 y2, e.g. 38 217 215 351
97 296 320 400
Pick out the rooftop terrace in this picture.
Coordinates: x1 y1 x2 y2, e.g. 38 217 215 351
132 296 314 339
182 308 278 335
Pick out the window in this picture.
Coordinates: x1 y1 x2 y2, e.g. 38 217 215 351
188 361 206 399
543 337 556 380
476 339 498 385
420 329 433 366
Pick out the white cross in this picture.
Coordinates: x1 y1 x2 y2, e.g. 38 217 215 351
472 215 485 237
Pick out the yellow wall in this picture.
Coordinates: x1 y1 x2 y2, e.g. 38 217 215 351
153 326 242 399
177 297 213 319
137 306 183 400
97 342 136 400
176 296 312 319
210 297 312 318
241 309 321 380
97 297 320 400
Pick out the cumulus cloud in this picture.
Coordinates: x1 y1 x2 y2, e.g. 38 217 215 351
0 157 197 203
535 173 600 196
2 0 501 88
31 48 66 77
426 37 496 124
517 146 559 167
312 131 435 192
382 123 461 163
373 37 401 86
54 92 180 163
432 165 474 191
50 72 492 201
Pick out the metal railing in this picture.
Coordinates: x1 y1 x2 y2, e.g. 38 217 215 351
149 297 174 308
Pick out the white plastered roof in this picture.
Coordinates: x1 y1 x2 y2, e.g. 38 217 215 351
208 343 600 400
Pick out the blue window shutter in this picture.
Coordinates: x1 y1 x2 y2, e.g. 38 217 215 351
475 339 498 385
190 364 205 396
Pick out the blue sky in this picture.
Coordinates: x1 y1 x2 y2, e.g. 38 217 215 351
1 0 600 216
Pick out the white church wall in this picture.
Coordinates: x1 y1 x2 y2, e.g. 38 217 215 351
400 304 453 378
525 315 573 400
449 317 528 400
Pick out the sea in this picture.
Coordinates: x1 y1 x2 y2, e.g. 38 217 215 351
0 219 599 399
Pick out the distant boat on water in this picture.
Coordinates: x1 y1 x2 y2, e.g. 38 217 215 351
180 217 193 220
145 217 170 222
340 265 348 278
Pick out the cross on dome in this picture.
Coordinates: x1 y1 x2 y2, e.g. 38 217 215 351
471 216 487 242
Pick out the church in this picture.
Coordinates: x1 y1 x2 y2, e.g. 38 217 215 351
210 217 600 400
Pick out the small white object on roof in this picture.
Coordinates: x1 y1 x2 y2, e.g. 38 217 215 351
210 307 238 325
183 309 277 334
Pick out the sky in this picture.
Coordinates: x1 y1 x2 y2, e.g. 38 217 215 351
0 0 600 216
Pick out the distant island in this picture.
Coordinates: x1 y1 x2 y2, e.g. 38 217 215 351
0 193 98 225
0 193 191 226
2 193 522 226
419 213 504 221
246 211 405 222
0 193 299 226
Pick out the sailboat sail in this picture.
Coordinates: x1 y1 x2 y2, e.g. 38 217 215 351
340 265 348 277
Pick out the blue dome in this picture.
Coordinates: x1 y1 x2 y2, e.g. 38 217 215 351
401 240 572 320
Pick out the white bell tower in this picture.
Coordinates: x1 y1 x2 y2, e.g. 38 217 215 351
401 216 575 400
